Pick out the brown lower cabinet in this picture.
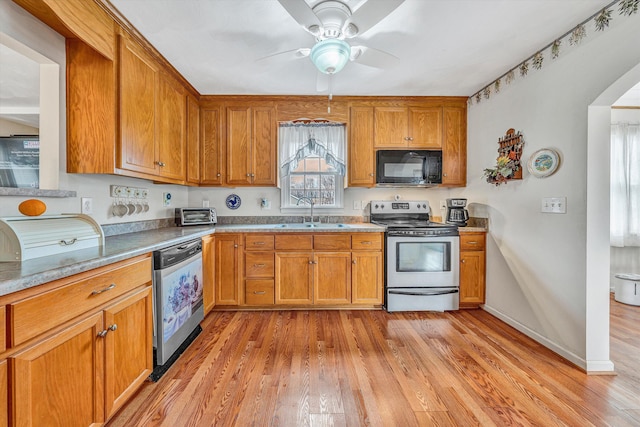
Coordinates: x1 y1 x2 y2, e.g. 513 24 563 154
202 234 216 314
1 255 153 426
459 232 487 308
215 232 384 308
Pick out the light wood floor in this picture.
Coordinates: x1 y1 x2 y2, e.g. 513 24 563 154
108 298 640 426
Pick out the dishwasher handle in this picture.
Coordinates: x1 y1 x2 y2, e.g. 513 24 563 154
153 239 203 270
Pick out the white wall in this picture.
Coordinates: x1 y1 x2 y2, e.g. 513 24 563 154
456 13 640 370
0 0 189 224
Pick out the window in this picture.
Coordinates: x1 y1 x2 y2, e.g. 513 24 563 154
279 122 346 209
610 122 640 247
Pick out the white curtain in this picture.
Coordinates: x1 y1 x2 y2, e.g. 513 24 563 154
610 122 640 247
278 122 346 176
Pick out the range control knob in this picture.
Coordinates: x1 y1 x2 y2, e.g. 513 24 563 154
380 204 385 209
423 204 427 209
416 204 421 209
374 204 379 209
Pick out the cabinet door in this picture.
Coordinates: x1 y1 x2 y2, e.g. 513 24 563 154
314 252 351 305
275 253 313 304
442 106 467 186
119 36 158 175
202 234 216 314
409 107 442 148
252 106 277 186
156 72 186 180
348 106 375 186
352 251 383 304
201 107 224 185
0 359 6 427
460 250 486 306
104 287 153 419
186 94 201 184
226 106 252 185
374 107 407 148
215 235 242 305
12 313 105 427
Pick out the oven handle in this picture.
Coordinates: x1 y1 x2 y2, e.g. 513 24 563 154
388 289 459 296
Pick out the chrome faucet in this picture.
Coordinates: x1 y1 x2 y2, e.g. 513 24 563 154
297 196 316 224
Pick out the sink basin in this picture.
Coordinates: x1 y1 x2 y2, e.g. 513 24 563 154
276 223 348 229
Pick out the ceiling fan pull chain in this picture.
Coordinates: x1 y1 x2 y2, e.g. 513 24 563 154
327 73 333 113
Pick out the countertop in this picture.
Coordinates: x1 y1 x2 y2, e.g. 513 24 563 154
0 222 385 297
458 226 487 233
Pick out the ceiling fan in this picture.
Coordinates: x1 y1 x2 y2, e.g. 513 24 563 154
272 0 405 89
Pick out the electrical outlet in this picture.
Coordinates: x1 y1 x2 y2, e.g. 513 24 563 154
163 192 172 207
353 200 361 210
440 200 447 210
202 199 210 207
541 197 566 214
81 197 93 214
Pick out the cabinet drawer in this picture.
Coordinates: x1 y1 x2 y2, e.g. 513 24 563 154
245 235 274 251
245 280 275 305
275 234 313 250
460 233 486 251
245 252 275 278
352 234 383 250
9 256 152 346
314 234 351 250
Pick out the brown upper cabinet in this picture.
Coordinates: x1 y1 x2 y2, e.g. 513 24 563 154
199 105 224 185
186 94 201 185
348 106 375 187
442 106 467 186
119 35 186 181
225 103 277 186
374 106 442 149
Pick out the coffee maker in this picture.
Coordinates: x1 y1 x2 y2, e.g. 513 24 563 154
446 198 469 226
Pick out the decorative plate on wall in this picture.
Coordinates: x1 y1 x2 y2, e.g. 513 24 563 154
225 194 241 209
528 149 560 178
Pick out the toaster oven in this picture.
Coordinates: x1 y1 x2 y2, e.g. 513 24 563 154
175 208 217 226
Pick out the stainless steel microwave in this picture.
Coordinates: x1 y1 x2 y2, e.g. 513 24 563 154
175 208 217 226
376 150 442 187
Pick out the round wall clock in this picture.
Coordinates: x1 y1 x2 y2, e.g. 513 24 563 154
527 149 560 178
225 194 241 210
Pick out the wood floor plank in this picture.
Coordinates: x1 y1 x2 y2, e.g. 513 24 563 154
107 297 640 427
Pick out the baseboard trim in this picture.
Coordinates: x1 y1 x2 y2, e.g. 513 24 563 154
481 304 613 373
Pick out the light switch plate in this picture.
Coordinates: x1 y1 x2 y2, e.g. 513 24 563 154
353 200 361 210
541 197 566 214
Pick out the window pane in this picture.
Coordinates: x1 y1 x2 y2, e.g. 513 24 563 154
305 175 319 191
318 157 336 172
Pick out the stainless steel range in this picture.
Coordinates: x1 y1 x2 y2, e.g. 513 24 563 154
370 200 460 312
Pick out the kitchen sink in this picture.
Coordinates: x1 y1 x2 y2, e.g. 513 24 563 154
276 223 348 229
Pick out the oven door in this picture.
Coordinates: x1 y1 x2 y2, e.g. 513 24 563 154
386 235 459 288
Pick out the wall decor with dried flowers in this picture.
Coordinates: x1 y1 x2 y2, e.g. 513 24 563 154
483 128 525 186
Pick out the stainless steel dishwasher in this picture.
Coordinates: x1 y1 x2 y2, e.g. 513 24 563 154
151 238 203 380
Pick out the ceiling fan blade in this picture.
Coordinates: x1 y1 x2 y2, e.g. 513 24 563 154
277 0 322 35
350 45 398 69
344 0 405 38
256 48 310 63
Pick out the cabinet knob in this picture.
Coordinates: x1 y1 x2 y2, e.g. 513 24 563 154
408 137 414 141
246 173 251 177
156 161 166 167
443 173 447 177
97 330 108 338
461 259 466 263
251 173 255 177
217 173 221 177
369 173 374 177
108 324 118 332
352 260 357 264
234 244 238 248
404 136 410 141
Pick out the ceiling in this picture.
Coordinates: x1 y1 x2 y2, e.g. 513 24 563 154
108 0 615 97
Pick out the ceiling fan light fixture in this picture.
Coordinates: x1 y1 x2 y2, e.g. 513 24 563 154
343 22 358 38
310 38 351 74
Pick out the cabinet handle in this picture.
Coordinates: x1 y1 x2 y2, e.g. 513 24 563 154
59 238 77 246
97 329 108 338
156 161 166 167
91 283 116 296
253 242 265 245
254 264 266 268
108 324 117 332
467 241 478 244
253 291 266 295
359 241 372 245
